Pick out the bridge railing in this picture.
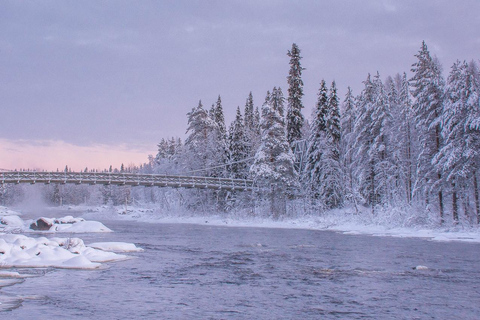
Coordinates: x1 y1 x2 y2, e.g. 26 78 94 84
0 171 255 192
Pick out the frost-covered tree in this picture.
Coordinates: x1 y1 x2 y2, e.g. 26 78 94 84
244 92 260 158
304 80 329 200
212 95 227 140
353 73 394 212
250 87 298 218
305 80 343 209
340 87 358 208
323 81 343 208
397 73 416 204
286 43 305 148
184 100 215 173
410 41 445 222
207 96 229 178
307 80 342 209
435 60 480 223
154 137 183 175
228 107 249 179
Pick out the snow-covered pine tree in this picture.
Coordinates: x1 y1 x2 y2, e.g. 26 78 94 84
154 137 183 175
185 100 215 173
304 80 329 201
286 43 305 148
244 92 260 158
228 107 249 179
385 74 405 205
322 81 343 208
398 72 416 204
304 80 343 210
208 95 229 178
353 73 394 212
410 41 446 222
340 87 358 208
250 87 298 218
466 61 480 223
213 95 227 140
435 60 480 223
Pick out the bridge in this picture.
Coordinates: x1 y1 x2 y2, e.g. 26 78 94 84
0 171 255 192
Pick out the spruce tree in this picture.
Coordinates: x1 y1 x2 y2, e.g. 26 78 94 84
353 73 394 212
398 72 416 204
305 80 343 209
340 87 358 207
228 107 249 179
410 41 445 222
304 80 329 200
208 95 229 177
435 60 480 223
286 43 305 148
250 87 298 218
244 92 260 158
185 100 215 173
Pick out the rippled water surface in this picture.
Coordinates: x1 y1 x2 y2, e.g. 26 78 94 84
3 218 480 319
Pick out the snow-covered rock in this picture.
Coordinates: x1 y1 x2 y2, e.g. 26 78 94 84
0 215 24 228
413 265 428 270
28 217 112 233
0 234 132 269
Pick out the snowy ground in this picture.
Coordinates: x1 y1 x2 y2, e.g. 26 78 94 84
77 204 480 244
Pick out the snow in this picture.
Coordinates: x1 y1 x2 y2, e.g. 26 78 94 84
0 209 142 270
48 220 112 233
88 242 144 252
0 233 134 269
80 204 480 244
0 212 112 233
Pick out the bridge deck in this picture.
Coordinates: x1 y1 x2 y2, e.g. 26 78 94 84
0 171 254 192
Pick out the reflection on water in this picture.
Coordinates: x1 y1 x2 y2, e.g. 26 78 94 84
2 218 480 319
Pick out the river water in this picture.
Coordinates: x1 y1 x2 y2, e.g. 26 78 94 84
3 217 480 319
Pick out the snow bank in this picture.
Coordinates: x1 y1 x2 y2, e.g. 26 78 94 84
79 204 480 244
17 216 112 233
1 212 113 233
0 234 131 269
48 220 113 233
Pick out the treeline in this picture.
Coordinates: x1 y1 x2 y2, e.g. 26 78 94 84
151 41 480 224
2 42 479 226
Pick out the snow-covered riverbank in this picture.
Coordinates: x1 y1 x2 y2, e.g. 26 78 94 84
76 204 480 244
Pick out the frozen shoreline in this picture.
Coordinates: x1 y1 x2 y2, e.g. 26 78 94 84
76 204 480 244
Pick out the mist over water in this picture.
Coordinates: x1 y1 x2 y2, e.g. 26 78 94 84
12 185 49 218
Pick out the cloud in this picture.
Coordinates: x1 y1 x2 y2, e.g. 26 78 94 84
0 139 153 172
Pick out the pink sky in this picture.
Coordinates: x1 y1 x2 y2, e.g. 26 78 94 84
0 138 154 172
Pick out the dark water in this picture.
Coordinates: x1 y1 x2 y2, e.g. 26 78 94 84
3 219 480 319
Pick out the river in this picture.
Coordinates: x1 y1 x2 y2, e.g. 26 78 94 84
3 215 480 319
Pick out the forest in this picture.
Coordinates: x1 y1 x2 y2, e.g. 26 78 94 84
2 42 479 227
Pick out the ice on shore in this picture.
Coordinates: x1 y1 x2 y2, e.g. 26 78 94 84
88 242 144 252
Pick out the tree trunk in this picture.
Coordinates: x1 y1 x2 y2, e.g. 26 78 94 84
435 124 444 224
474 171 480 224
438 187 444 224
452 182 458 224
405 121 413 204
370 160 376 215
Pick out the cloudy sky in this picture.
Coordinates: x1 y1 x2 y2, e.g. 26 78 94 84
1 0 479 171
